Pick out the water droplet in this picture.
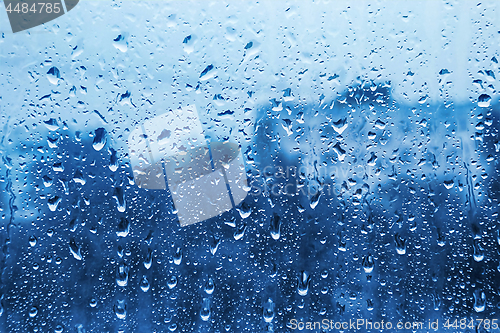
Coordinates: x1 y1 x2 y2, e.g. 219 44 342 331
263 298 274 323
478 94 491 107
109 148 119 172
29 235 37 247
167 275 177 289
173 247 182 265
116 263 129 287
72 169 86 185
270 213 281 240
473 239 484 262
112 34 128 52
90 298 97 308
375 119 386 129
200 298 210 321
114 300 126 319
47 136 58 148
297 271 310 296
46 67 60 85
29 306 38 318
443 179 454 190
332 117 348 134
43 118 59 131
309 190 321 209
205 277 215 295
367 299 374 311
473 290 486 312
199 64 215 81
209 235 220 255
281 118 293 136
52 162 64 172
116 217 130 237
236 202 252 219
144 248 153 269
338 237 347 252
92 128 107 151
47 196 62 211
395 233 406 255
362 254 375 273
332 142 346 161
69 238 82 261
113 187 126 213
367 152 377 166
42 175 52 187
233 224 247 241
140 275 150 292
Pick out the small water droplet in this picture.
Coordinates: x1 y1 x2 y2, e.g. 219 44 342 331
114 300 126 319
72 169 86 185
167 275 177 289
473 290 486 312
144 248 153 269
367 299 374 311
443 179 454 189
209 235 220 255
395 233 406 255
205 277 215 295
29 306 38 318
109 148 119 172
140 275 150 292
116 217 130 237
43 118 59 131
90 298 97 308
69 239 82 261
478 94 491 107
262 298 274 323
297 271 310 296
233 224 247 241
92 128 107 151
200 298 210 321
113 187 126 213
173 247 182 265
332 117 348 134
116 263 129 287
236 202 252 219
309 190 321 209
473 239 485 262
362 254 375 273
46 67 60 85
113 34 128 52
270 213 281 240
47 196 62 211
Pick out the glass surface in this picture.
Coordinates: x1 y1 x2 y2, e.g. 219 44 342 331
0 1 499 332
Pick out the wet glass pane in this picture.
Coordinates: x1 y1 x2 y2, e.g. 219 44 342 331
0 1 499 332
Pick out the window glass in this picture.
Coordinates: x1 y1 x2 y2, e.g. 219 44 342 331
0 1 499 332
